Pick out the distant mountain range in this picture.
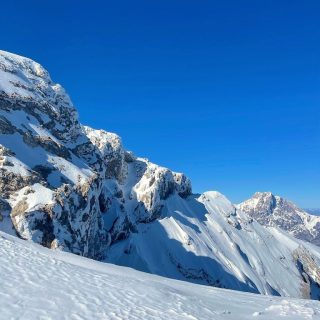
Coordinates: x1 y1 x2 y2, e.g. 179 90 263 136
239 192 320 246
305 208 320 216
0 50 320 300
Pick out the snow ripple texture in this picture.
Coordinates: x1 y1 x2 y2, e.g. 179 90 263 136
1 232 319 320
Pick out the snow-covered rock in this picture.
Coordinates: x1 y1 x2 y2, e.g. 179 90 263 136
239 192 320 246
1 50 320 301
0 50 108 259
0 49 191 258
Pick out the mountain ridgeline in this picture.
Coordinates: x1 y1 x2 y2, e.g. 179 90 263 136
239 192 320 246
0 50 320 300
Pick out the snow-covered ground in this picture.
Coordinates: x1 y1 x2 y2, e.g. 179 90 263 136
0 231 319 320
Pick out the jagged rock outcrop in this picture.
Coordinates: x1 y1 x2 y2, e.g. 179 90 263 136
238 192 320 246
1 50 320 300
0 50 109 258
0 50 191 258
293 246 320 299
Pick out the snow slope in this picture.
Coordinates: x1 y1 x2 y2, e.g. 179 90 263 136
106 191 320 299
1 231 319 320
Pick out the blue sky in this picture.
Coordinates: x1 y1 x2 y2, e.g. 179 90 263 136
1 1 319 207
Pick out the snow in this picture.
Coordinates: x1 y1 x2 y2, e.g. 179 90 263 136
12 183 54 210
0 155 32 177
0 231 319 320
0 49 73 109
0 133 47 168
107 191 320 298
84 126 123 157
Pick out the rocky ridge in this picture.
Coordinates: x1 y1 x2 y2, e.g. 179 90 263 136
239 192 320 246
0 50 191 259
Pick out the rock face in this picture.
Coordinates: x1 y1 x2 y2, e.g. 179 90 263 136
0 50 191 259
0 50 108 258
1 50 320 300
238 192 320 246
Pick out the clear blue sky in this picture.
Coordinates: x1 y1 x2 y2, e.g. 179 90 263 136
1 1 319 207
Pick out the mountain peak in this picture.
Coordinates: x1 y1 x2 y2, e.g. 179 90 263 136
0 50 73 110
253 191 274 198
239 192 320 245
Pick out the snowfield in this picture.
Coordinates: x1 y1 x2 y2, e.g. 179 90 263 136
1 231 320 320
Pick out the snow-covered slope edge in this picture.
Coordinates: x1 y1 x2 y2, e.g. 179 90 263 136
305 209 320 217
1 231 319 320
239 192 320 246
106 191 320 299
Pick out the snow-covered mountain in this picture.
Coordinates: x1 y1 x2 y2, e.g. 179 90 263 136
1 231 319 320
239 192 320 246
1 50 320 301
305 209 320 217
